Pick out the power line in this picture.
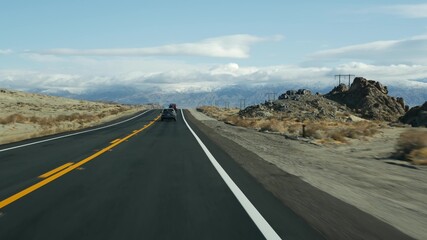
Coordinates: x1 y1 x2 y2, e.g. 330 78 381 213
265 92 276 102
239 99 246 110
335 74 355 87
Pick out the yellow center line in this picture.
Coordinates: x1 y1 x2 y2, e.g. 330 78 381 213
0 115 161 210
38 162 74 179
110 138 121 144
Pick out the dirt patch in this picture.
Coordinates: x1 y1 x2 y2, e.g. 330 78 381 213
188 109 427 240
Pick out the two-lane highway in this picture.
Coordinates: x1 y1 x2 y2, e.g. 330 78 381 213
0 109 324 239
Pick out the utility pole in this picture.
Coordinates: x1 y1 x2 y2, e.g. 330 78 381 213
335 74 355 87
265 92 276 102
214 100 220 107
239 99 246 110
224 101 230 109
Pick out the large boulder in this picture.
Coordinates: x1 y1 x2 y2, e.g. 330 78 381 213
278 89 312 100
325 77 406 122
239 104 273 118
400 102 427 127
296 89 312 95
328 83 348 95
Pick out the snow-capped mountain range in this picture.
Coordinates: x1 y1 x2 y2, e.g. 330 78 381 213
28 82 427 109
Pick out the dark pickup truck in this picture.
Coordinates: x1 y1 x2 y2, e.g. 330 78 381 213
161 108 177 121
169 103 177 112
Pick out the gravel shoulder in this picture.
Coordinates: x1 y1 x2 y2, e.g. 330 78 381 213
188 109 427 240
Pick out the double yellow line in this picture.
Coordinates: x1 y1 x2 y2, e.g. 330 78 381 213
0 115 160 209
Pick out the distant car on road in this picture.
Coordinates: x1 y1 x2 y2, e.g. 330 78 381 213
169 103 177 112
161 108 177 121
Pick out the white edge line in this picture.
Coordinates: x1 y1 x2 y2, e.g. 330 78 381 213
0 110 151 153
181 109 282 240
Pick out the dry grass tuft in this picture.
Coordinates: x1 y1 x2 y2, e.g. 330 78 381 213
0 114 27 124
0 107 131 127
254 119 283 132
0 90 145 145
409 148 427 165
0 113 95 127
197 106 239 121
394 129 427 164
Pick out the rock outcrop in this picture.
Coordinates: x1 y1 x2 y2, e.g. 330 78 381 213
400 102 427 127
278 89 312 100
240 91 352 121
325 77 407 122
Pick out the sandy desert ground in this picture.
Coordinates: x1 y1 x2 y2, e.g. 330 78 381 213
0 89 147 145
189 109 427 240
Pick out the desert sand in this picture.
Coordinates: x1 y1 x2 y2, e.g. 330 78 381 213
189 109 427 240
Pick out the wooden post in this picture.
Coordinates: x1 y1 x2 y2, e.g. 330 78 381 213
302 124 306 138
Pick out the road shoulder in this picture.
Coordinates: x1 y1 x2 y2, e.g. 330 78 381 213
185 109 415 240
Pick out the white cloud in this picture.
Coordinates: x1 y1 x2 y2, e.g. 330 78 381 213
20 54 199 75
2 62 427 95
0 49 13 55
308 35 427 65
3 33 427 95
209 63 258 76
22 53 67 63
383 4 427 18
33 34 282 58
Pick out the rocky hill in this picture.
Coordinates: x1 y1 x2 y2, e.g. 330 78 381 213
400 101 427 127
238 77 414 123
239 89 355 122
325 77 407 122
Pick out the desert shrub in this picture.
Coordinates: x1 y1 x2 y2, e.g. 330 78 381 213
304 125 323 139
29 116 40 123
107 106 130 115
339 128 359 139
21 113 99 126
322 122 381 142
362 127 379 137
254 119 277 132
0 114 27 124
268 118 286 132
255 119 274 132
394 129 427 163
109 109 120 115
38 117 55 127
287 123 300 134
237 118 258 129
328 130 348 143
199 105 383 143
352 121 380 137
197 106 239 121
409 148 427 165
225 115 244 126
224 116 284 132
97 112 107 118
56 114 70 122
257 122 271 132
81 113 98 122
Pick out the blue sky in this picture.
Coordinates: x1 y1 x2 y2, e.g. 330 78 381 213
1 0 427 93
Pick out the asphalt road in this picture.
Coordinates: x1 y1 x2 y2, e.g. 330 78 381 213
0 109 324 240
